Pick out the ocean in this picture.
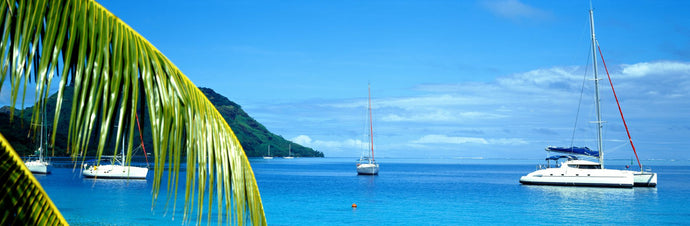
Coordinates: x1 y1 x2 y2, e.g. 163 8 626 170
37 158 690 225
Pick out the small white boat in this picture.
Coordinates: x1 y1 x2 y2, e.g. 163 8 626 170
263 145 273 159
83 139 148 179
357 157 379 175
357 83 379 175
24 109 51 174
283 144 294 159
25 150 52 174
82 163 148 179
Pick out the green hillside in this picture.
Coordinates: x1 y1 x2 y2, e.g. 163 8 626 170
0 86 323 158
199 87 322 157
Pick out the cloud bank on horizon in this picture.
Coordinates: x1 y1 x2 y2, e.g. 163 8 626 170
278 60 690 159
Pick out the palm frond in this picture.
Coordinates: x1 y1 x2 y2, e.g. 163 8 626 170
0 133 68 225
0 0 266 225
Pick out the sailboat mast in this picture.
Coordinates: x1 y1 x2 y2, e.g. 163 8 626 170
589 7 605 168
121 135 126 167
39 101 45 162
368 84 375 162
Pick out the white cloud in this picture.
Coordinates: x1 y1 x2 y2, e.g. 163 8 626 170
292 135 368 151
291 135 313 146
381 111 505 122
327 94 490 110
482 0 549 20
496 66 584 93
412 135 489 145
488 138 529 145
412 135 528 146
620 61 690 78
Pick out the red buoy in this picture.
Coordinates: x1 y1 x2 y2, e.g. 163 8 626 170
351 203 357 208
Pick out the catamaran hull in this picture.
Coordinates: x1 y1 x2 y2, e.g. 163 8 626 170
25 160 51 174
357 164 379 175
520 168 634 188
83 165 148 179
633 172 657 187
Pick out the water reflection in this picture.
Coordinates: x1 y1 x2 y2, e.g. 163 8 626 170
357 173 376 188
526 185 633 200
82 178 148 189
523 185 658 223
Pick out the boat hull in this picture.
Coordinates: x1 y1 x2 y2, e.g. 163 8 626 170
25 160 51 174
83 164 148 179
520 167 634 188
633 171 657 187
357 163 379 175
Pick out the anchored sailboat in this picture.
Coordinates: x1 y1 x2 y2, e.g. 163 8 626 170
24 106 52 174
263 145 273 159
82 114 149 179
520 6 657 188
283 144 294 159
82 139 148 179
357 83 379 175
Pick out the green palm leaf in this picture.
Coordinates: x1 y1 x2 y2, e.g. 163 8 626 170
0 0 267 225
0 133 67 225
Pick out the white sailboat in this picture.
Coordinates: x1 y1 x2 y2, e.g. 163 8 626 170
83 134 148 179
520 6 657 188
283 144 294 159
263 145 273 159
24 104 51 174
357 84 379 175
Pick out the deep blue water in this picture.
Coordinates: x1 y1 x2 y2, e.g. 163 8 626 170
37 158 690 225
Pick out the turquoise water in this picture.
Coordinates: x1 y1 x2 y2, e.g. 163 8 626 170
37 158 690 225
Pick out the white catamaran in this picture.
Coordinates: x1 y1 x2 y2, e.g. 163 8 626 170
520 6 657 188
357 84 379 175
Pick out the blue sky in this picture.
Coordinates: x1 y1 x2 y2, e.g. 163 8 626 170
3 0 689 160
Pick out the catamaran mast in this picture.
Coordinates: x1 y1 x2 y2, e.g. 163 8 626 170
368 83 375 162
589 7 605 168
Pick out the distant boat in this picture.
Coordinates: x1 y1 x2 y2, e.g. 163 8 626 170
24 105 51 174
263 145 273 159
357 83 379 175
283 144 294 159
520 6 656 188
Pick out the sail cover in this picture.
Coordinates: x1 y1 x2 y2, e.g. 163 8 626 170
545 155 579 161
545 146 599 157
